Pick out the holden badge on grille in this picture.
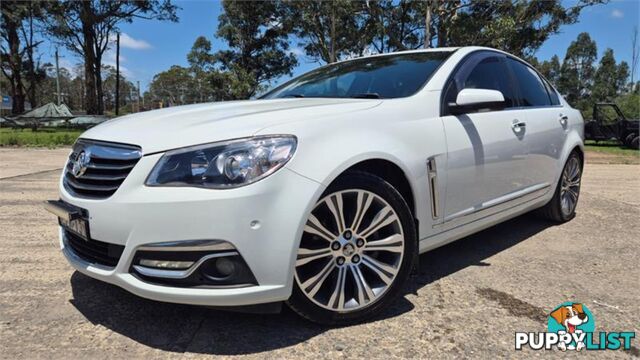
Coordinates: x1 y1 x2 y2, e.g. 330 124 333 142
71 150 91 178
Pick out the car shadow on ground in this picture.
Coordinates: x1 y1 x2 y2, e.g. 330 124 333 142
69 213 554 355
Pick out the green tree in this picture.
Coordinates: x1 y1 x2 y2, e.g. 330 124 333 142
187 36 216 102
539 55 561 85
1 0 48 113
592 49 620 101
102 65 135 113
616 61 630 94
287 0 372 63
46 0 178 114
616 93 639 120
558 32 597 106
214 0 297 98
147 65 193 106
442 0 604 57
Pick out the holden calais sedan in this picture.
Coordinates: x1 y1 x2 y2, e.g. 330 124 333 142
45 46 583 325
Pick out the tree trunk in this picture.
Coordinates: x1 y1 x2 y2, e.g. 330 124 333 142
95 53 104 114
26 6 37 108
424 1 431 49
80 1 99 114
4 11 25 114
329 2 336 63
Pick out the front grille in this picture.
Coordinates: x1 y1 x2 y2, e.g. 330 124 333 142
64 230 125 267
64 139 142 199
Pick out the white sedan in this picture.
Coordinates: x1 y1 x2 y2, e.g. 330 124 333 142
45 46 584 325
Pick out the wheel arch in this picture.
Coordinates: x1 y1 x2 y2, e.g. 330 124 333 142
556 131 585 186
334 158 416 218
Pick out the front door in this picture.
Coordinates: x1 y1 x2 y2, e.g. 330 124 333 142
439 52 529 227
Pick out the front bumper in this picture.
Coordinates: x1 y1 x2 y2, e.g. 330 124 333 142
56 153 324 306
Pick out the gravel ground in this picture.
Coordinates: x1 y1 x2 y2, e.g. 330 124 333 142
0 148 638 359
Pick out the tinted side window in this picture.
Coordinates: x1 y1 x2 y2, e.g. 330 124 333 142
442 55 515 113
543 80 561 105
463 57 515 108
508 59 551 107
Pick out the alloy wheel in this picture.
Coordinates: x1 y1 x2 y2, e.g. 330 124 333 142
560 155 581 216
294 189 404 312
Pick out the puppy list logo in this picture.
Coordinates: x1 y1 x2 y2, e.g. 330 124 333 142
515 302 636 351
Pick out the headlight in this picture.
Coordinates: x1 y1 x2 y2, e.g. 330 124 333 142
146 135 297 189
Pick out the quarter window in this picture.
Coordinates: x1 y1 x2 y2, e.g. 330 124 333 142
508 59 552 107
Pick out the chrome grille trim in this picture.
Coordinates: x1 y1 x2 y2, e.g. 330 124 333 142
63 139 142 199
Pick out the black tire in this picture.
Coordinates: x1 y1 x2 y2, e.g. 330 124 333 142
631 136 640 150
537 151 582 223
624 133 636 148
287 171 417 325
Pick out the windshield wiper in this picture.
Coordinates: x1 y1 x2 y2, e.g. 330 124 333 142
284 94 305 98
351 93 382 99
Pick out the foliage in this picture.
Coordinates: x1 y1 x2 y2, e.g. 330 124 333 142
557 32 598 106
616 92 640 120
447 0 603 57
214 0 297 98
147 65 192 106
45 0 178 114
538 55 561 84
0 1 49 114
286 0 373 63
366 0 427 53
592 49 629 101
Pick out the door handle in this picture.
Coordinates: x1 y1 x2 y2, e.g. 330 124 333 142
559 114 569 127
511 119 526 133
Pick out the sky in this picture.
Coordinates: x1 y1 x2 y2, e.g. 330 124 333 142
41 0 640 92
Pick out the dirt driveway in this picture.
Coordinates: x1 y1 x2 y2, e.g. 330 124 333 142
0 148 638 359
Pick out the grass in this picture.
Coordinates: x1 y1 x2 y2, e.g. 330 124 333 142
584 140 640 165
584 140 640 156
0 128 82 147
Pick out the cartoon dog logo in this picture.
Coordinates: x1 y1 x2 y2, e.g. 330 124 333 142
550 303 590 351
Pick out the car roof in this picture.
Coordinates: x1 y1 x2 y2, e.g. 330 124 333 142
329 46 527 66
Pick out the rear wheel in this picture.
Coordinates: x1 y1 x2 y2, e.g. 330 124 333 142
631 136 640 150
538 151 582 222
287 171 416 325
624 133 636 148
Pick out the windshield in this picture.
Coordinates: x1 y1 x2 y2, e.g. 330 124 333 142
262 51 452 99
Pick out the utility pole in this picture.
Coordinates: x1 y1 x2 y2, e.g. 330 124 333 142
115 32 120 115
55 49 61 105
137 80 141 112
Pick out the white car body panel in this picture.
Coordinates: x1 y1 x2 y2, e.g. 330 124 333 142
81 98 382 154
53 46 584 307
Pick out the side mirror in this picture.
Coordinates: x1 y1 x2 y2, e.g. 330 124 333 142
449 88 506 115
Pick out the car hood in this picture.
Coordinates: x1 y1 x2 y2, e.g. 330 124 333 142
81 98 382 154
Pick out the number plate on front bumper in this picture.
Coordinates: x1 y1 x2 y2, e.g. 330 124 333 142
44 200 91 241
59 216 90 240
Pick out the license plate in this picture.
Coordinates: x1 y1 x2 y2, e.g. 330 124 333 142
60 216 90 241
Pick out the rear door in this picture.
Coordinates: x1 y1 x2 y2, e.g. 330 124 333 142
506 58 567 191
439 51 529 227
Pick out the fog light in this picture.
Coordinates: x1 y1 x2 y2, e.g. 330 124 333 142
215 257 235 276
139 259 194 269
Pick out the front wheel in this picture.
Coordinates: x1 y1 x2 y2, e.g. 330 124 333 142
287 171 416 325
538 151 583 222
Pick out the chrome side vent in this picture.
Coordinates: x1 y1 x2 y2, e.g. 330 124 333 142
427 157 439 219
63 139 142 199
